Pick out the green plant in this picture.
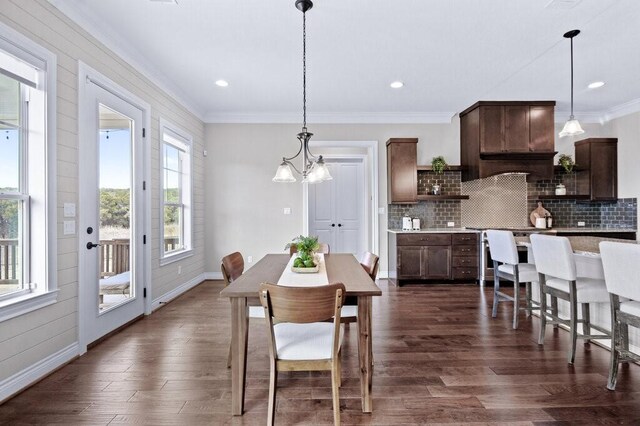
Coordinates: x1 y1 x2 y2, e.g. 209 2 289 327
558 154 575 174
431 156 448 175
285 235 320 268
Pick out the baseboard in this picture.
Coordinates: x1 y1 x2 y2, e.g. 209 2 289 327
151 273 207 311
378 270 389 279
203 272 223 280
0 342 79 403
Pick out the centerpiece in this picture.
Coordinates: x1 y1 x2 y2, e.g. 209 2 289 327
285 235 320 273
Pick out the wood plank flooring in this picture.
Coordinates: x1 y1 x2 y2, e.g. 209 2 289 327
2 280 639 425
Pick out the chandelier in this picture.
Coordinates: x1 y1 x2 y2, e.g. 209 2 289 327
272 0 332 183
559 29 585 138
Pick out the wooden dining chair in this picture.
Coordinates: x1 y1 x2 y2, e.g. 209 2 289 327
530 234 610 364
221 252 264 368
599 241 640 390
342 252 379 324
289 243 330 256
259 282 345 426
486 230 539 329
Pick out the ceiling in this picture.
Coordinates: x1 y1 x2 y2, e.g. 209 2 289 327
49 0 640 123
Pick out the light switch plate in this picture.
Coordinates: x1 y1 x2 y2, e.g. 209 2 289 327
378 207 385 214
63 220 75 235
447 222 455 227
283 207 291 215
63 203 76 218
577 221 586 227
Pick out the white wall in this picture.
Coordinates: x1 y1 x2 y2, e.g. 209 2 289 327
0 0 205 389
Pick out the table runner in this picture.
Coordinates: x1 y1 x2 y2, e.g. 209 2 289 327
277 253 329 287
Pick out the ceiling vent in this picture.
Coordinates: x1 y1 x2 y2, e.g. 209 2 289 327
545 0 582 9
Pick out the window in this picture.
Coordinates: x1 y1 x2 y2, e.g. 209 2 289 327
0 22 57 320
160 119 192 264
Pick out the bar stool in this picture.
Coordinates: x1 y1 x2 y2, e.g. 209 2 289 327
530 234 610 364
599 241 640 390
486 230 539 329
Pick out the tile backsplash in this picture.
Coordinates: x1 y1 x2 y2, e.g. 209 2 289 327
388 170 637 230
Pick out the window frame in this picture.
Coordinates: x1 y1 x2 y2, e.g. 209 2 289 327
0 21 58 322
159 118 193 265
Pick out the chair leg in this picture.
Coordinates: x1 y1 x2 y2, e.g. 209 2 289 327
525 281 532 318
492 267 500 318
621 323 630 351
331 359 341 426
581 303 591 344
551 296 559 329
337 349 342 388
607 296 620 391
267 360 277 426
512 277 520 330
568 285 578 365
226 342 232 369
538 278 547 345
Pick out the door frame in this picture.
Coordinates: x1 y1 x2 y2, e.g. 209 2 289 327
77 62 152 353
302 140 379 256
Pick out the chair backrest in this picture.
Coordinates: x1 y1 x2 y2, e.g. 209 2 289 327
221 252 244 286
529 234 576 281
486 230 519 265
289 243 330 256
259 282 345 323
600 241 640 301
360 252 379 280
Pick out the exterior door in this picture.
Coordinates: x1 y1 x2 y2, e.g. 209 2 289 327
309 159 365 255
79 78 145 347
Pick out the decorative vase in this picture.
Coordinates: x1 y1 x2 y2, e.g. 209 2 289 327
555 184 566 196
432 184 441 195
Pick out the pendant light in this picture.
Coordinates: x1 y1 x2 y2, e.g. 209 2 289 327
559 29 585 138
272 0 332 183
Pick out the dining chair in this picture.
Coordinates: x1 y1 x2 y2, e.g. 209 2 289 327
342 252 379 324
530 234 610 364
486 230 539 329
599 241 640 390
289 243 330 256
221 252 264 368
259 282 345 426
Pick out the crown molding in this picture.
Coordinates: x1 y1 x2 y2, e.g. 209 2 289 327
601 98 640 123
47 0 206 121
204 111 456 124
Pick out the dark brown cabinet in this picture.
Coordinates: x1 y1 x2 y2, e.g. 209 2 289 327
575 138 618 201
386 138 418 203
397 246 423 279
460 101 556 181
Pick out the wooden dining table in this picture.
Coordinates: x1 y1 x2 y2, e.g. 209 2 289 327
219 253 382 416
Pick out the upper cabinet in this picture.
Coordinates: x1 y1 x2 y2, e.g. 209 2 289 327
387 138 418 204
575 138 618 201
460 101 556 181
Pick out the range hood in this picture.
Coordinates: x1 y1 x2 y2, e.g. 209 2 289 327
459 101 557 182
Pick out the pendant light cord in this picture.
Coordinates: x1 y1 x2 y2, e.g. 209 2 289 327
570 35 574 118
302 11 307 130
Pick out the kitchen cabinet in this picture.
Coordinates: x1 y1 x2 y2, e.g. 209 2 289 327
460 101 556 181
574 138 618 201
386 138 417 203
389 232 478 285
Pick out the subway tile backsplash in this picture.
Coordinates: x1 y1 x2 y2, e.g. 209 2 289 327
388 169 637 230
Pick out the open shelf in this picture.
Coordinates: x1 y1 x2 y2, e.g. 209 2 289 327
537 195 590 200
416 194 469 200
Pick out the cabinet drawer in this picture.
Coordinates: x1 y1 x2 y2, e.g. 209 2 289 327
452 267 478 280
452 256 477 267
397 233 451 246
452 244 477 256
452 233 478 245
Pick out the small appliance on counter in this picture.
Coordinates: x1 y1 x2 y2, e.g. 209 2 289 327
412 218 421 230
402 216 412 231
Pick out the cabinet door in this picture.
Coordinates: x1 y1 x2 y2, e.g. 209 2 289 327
397 246 423 279
387 141 417 203
504 106 530 152
424 246 451 279
590 142 617 200
529 106 554 152
479 106 504 153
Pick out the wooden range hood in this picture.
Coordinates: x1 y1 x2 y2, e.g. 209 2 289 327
459 101 557 182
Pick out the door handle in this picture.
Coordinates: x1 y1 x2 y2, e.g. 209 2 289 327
338 224 342 227
86 242 100 250
331 224 336 227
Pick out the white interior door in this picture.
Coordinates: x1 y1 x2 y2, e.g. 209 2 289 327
309 159 365 255
79 78 145 347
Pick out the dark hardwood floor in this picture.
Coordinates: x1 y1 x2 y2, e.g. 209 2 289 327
2 280 639 425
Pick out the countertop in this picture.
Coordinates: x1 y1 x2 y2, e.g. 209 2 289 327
388 227 636 235
388 228 479 234
551 227 636 234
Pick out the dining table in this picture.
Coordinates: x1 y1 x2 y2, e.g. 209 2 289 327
219 253 382 416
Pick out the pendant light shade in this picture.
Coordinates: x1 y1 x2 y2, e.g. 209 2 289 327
272 0 332 184
559 29 584 138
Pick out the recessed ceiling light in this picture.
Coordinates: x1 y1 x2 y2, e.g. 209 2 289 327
587 81 605 89
215 80 229 87
390 81 404 89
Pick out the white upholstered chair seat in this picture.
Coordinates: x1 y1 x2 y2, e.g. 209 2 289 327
249 306 265 318
341 305 358 318
545 277 609 303
274 322 343 361
497 263 538 283
620 300 640 317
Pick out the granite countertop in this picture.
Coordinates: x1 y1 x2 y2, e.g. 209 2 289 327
517 235 638 254
551 227 637 233
388 228 479 234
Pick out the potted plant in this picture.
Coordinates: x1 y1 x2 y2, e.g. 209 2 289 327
558 154 575 174
285 235 320 272
431 156 448 195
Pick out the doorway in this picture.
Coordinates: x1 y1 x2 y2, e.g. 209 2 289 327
78 63 149 350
